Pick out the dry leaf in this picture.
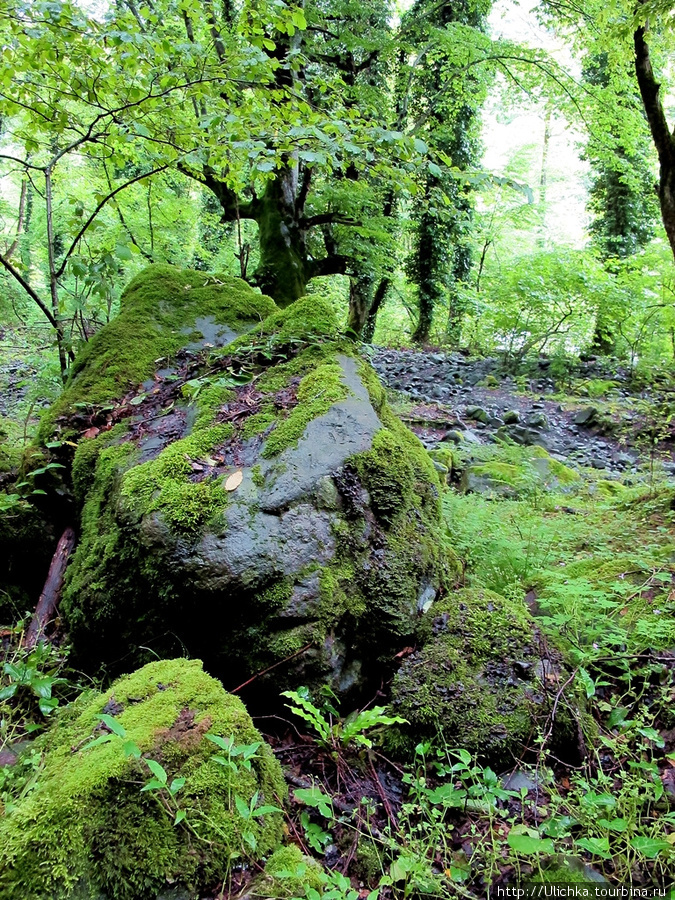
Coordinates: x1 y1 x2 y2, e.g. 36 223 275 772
224 470 243 492
82 427 100 439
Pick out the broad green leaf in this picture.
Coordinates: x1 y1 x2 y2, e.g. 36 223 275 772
630 836 671 858
145 759 167 784
99 714 126 738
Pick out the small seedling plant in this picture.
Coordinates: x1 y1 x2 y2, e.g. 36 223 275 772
82 715 280 854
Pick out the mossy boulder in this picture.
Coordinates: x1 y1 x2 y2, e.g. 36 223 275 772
389 588 573 762
461 447 579 498
0 658 286 900
56 266 445 698
248 845 324 898
40 264 276 441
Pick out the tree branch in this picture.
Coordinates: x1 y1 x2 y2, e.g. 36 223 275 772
309 255 350 277
0 252 59 330
55 165 169 279
302 212 360 228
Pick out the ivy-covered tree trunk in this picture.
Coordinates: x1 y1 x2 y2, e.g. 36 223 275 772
252 173 309 306
403 0 490 346
411 201 441 343
362 277 390 343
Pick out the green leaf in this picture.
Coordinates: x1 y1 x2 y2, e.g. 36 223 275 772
145 759 167 785
81 732 114 751
607 707 628 728
140 778 166 792
294 787 333 819
578 667 596 698
99 714 127 738
38 697 58 715
169 777 186 795
629 836 671 858
235 794 251 819
174 810 186 826
575 837 612 859
507 830 555 855
251 804 281 817
639 727 665 748
243 830 257 850
31 677 53 699
123 740 141 759
0 684 18 701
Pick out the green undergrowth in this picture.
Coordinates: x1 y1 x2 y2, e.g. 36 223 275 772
443 474 675 666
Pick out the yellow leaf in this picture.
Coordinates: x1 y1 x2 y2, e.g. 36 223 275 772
224 470 243 492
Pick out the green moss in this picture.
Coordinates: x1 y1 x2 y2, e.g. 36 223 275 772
389 588 566 761
262 362 349 458
228 293 339 355
120 424 234 533
313 369 446 659
251 464 265 488
595 479 627 498
40 265 275 441
0 658 286 900
471 461 523 487
258 845 324 897
242 409 277 441
192 381 236 430
71 423 128 505
530 447 580 486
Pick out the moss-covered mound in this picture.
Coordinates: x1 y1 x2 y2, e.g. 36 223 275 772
55 267 445 697
0 658 286 900
389 588 572 761
461 446 580 498
40 264 276 440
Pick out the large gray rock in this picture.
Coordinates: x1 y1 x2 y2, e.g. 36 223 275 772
55 266 446 696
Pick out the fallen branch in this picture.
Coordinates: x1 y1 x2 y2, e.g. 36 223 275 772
230 641 314 693
25 526 76 650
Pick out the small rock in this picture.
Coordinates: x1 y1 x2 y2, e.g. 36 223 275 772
502 410 520 424
526 412 549 429
465 406 489 424
573 407 598 426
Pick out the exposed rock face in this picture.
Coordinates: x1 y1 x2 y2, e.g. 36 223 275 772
51 266 445 696
0 659 286 900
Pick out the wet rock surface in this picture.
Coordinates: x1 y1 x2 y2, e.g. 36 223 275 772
54 268 444 697
366 347 646 475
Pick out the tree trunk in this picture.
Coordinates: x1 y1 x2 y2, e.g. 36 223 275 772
633 23 675 262
252 170 308 306
347 273 374 336
362 277 390 343
45 168 70 382
411 208 438 344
